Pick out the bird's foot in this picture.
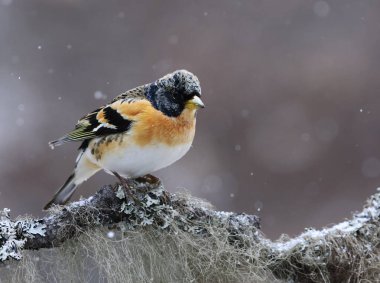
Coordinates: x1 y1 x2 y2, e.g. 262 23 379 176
112 171 142 205
137 174 170 204
136 174 161 186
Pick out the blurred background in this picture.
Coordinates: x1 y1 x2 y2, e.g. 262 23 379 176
0 0 379 239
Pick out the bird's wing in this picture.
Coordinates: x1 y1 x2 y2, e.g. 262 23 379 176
49 86 147 149
110 84 147 103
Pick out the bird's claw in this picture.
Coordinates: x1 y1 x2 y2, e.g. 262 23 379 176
136 174 161 186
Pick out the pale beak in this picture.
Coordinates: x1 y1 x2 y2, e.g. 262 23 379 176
187 96 205 109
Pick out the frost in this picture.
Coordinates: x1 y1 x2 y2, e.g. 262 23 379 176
271 191 380 254
145 193 161 206
0 238 26 261
119 188 173 230
141 218 154 226
2 208 10 217
23 222 46 237
116 186 126 199
0 208 46 262
72 197 93 208
121 202 134 214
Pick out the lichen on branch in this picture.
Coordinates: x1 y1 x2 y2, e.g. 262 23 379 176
1 180 380 282
0 208 46 261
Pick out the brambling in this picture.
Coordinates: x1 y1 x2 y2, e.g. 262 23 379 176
44 70 204 209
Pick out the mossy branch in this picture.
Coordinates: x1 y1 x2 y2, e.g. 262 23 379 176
1 180 379 282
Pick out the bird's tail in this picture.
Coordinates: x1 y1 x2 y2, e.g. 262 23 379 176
44 154 100 210
43 173 77 210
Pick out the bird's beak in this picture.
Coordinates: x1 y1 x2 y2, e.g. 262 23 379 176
186 96 205 110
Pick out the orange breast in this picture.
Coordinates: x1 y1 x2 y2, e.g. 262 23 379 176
131 106 197 147
89 101 197 161
111 100 196 147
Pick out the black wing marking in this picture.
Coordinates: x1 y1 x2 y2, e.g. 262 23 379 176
49 86 146 149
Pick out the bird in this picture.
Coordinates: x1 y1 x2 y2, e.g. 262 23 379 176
44 70 204 210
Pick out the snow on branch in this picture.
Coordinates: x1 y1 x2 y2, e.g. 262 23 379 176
1 180 379 282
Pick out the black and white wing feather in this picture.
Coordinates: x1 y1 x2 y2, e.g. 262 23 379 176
49 86 145 149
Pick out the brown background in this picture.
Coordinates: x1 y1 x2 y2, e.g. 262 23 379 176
0 0 380 239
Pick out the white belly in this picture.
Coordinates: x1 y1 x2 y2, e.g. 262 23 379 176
86 142 192 178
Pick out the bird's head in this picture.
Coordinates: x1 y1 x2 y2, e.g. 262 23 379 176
145 70 204 117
